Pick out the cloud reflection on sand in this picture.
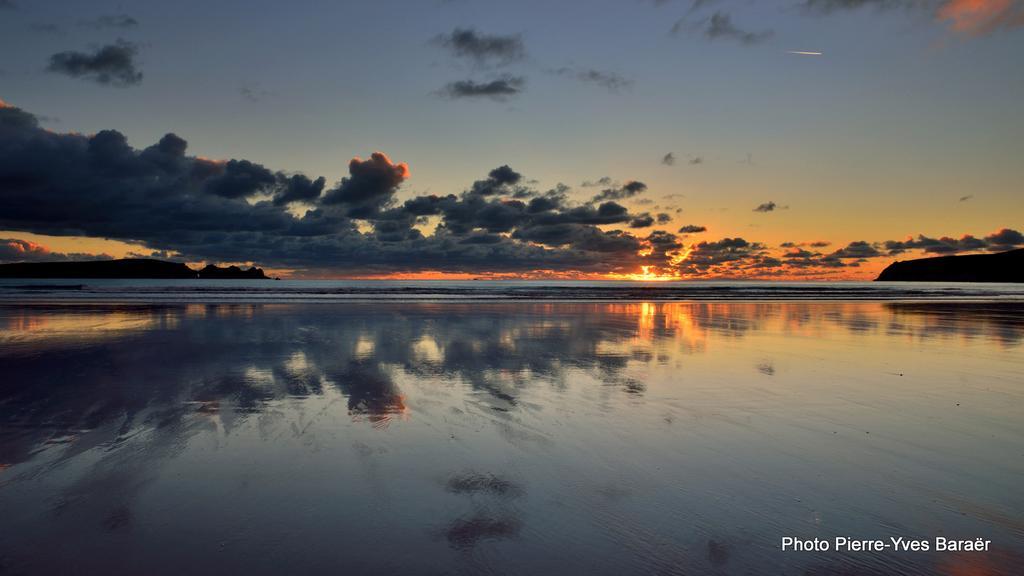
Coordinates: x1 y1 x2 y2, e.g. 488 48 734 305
0 301 1022 575
1 301 1021 469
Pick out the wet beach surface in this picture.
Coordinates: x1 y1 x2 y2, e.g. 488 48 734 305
1 301 1022 575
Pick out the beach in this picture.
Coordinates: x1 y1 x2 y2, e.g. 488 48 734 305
1 294 1022 574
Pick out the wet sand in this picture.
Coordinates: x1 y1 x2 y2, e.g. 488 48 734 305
1 301 1022 575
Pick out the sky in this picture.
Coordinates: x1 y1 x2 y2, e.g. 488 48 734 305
0 0 1022 279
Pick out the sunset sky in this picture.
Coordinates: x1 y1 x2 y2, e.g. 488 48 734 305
1 0 1022 279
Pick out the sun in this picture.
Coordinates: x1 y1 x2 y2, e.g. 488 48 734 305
608 265 681 282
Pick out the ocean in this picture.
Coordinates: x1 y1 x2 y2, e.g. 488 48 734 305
2 278 1024 302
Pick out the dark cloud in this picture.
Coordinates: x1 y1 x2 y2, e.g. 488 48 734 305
656 213 672 224
678 225 707 234
46 40 142 86
581 176 613 188
204 159 278 199
3 100 1016 279
984 228 1024 250
677 237 773 275
513 223 641 255
829 240 882 259
273 174 327 206
753 201 786 213
669 0 733 34
466 165 524 198
783 247 816 258
704 12 774 44
629 214 655 228
320 152 410 218
662 152 676 166
781 248 849 269
81 14 139 29
644 230 684 259
0 0 16 9
439 76 524 100
433 28 525 66
240 83 272 102
690 155 704 165
882 229 1022 255
958 194 973 202
799 0 910 14
590 181 648 203
30 22 62 34
551 67 631 92
688 0 722 10
0 102 658 276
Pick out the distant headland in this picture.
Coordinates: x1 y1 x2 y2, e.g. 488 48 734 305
0 258 269 280
876 248 1023 283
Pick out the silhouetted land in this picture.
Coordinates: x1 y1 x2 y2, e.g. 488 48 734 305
876 248 1024 282
0 258 268 279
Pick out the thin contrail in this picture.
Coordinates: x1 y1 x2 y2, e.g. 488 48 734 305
787 50 823 56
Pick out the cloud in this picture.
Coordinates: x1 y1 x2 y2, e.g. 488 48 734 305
753 201 785 213
46 40 142 86
704 12 774 44
551 67 631 92
273 174 327 206
320 152 410 218
937 0 1024 35
958 194 973 202
432 28 525 66
799 0 908 14
984 227 1024 250
0 101 661 276
240 83 272 102
800 0 1024 36
581 176 613 188
0 0 16 9
469 165 523 196
31 22 63 34
678 237 774 275
204 159 279 199
882 228 1023 255
2 100 1017 279
651 0 724 9
829 240 882 258
629 214 656 228
678 225 707 233
0 238 111 263
590 181 648 203
81 14 139 29
439 76 524 100
662 152 676 166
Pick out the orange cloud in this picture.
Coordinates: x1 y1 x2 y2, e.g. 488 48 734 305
0 98 12 109
354 151 410 179
2 238 51 256
0 238 56 263
937 0 1024 35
